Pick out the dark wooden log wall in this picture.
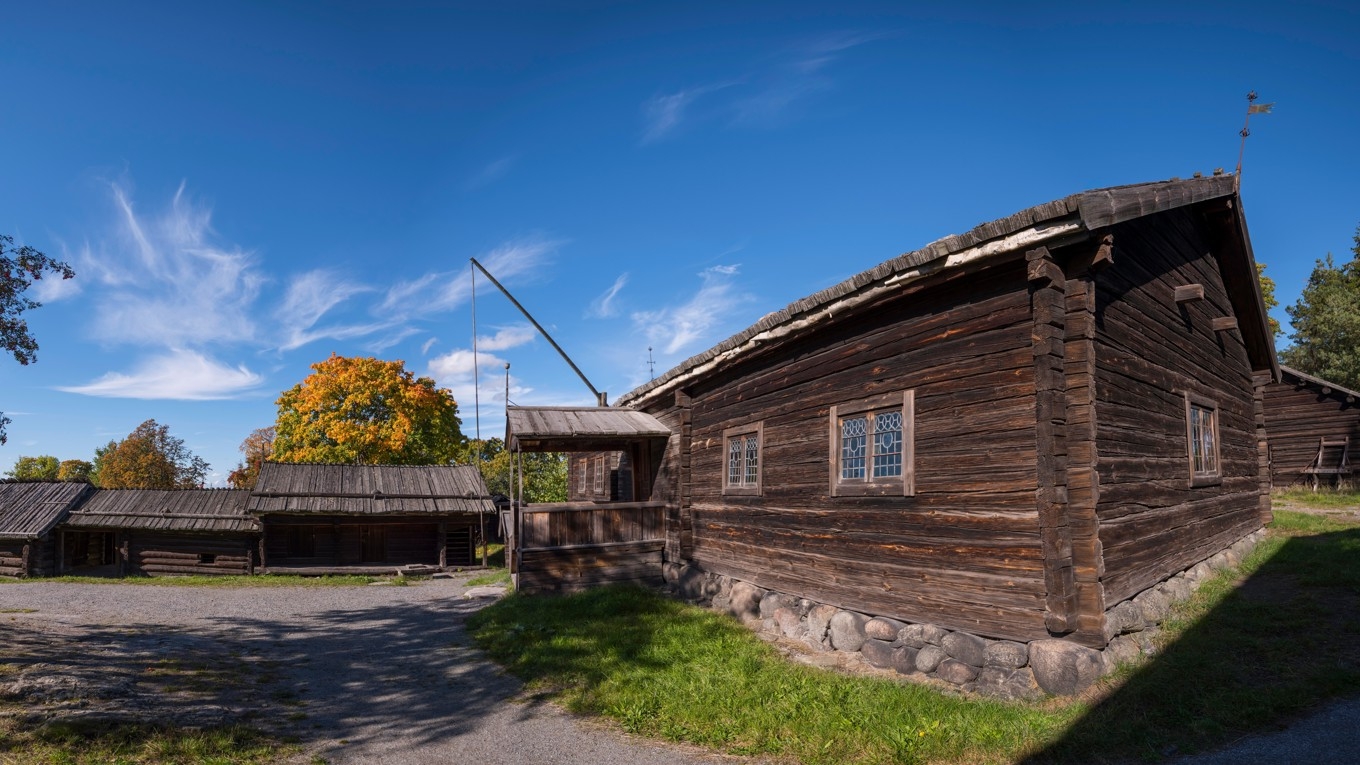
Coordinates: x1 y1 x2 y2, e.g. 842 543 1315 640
1092 208 1264 606
0 540 25 577
262 517 445 566
647 262 1050 643
567 452 634 501
127 532 255 576
0 539 53 577
1264 377 1360 487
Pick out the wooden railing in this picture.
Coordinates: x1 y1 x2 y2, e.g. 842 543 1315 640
512 501 668 593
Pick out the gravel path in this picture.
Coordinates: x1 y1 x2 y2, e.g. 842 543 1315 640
0 578 731 765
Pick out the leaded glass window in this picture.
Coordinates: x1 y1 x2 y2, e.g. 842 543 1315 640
723 423 763 494
831 390 914 497
873 411 903 477
1190 403 1218 476
841 416 867 479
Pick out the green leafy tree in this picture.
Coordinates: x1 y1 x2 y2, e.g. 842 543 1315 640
1 234 75 444
96 419 210 489
6 455 59 480
57 459 94 483
457 438 568 503
273 354 465 465
1280 225 1360 390
227 426 275 489
1257 262 1282 338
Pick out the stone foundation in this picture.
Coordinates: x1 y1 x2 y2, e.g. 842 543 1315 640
665 527 1266 699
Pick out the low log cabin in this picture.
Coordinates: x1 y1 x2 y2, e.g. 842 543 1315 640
0 481 94 577
1264 366 1360 489
248 462 495 574
614 174 1277 648
61 489 259 576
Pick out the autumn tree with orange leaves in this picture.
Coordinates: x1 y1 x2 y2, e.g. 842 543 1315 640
227 426 275 489
272 354 465 465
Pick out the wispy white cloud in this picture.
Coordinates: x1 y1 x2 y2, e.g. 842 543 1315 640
28 271 82 303
641 83 736 144
421 337 438 355
85 182 263 347
643 32 884 139
363 327 422 354
380 236 559 319
465 155 516 191
274 269 379 351
632 264 753 355
59 349 264 400
476 324 537 351
586 273 629 319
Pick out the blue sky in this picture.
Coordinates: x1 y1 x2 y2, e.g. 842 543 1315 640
2 1 1357 484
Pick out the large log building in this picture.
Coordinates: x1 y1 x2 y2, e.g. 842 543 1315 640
612 174 1277 648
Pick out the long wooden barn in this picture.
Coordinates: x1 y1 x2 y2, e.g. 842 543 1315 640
1263 366 1360 489
609 174 1276 655
62 489 258 576
0 481 93 577
248 462 495 573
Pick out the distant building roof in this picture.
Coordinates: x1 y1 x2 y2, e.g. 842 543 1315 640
0 481 94 539
1279 366 1360 402
507 406 672 452
65 489 258 533
248 463 494 515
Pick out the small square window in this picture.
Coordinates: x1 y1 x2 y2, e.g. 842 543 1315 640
1185 393 1222 487
831 390 914 497
722 422 763 496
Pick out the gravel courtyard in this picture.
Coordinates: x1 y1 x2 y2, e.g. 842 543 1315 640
0 576 728 764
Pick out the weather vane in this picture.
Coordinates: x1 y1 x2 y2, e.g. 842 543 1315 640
1236 91 1274 177
647 346 656 380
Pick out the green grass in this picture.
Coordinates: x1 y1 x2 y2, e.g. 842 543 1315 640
470 509 1360 764
466 568 511 587
5 574 383 587
0 717 294 765
1274 487 1360 507
470 586 1072 764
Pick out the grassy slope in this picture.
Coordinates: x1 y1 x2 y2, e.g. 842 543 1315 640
470 507 1360 764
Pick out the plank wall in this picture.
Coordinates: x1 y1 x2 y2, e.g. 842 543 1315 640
665 262 1049 642
1092 208 1263 605
262 517 442 566
128 532 255 576
1264 378 1360 487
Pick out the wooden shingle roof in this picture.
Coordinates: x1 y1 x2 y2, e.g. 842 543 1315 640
507 406 672 452
1279 366 1360 403
65 489 258 533
0 481 94 539
618 174 1275 408
248 463 494 515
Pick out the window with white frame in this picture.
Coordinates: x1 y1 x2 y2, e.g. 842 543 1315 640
1185 393 1221 487
722 422 763 496
831 390 915 497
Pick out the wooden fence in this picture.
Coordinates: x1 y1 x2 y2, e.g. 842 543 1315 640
512 501 667 594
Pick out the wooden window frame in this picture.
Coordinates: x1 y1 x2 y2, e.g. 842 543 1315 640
1184 392 1222 488
592 455 605 497
722 422 763 496
830 390 915 497
577 457 588 498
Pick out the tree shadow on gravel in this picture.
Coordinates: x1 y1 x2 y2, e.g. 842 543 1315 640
1023 525 1360 764
198 594 531 758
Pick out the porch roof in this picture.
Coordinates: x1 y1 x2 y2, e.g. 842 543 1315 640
506 406 672 452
